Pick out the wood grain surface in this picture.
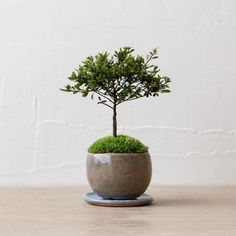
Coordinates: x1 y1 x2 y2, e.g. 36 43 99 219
0 186 235 236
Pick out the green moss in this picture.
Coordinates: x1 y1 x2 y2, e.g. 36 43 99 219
88 135 148 154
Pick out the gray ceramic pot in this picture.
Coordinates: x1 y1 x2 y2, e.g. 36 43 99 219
86 153 152 200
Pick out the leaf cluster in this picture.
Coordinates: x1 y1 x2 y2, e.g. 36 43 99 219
61 47 171 109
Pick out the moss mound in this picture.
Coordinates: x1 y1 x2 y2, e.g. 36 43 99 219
88 135 148 154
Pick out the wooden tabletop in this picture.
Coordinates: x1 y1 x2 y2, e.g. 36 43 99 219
0 186 235 236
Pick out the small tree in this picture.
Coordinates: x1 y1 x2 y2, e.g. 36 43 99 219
61 47 171 137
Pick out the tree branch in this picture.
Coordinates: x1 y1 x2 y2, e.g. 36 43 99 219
116 78 128 92
98 102 113 109
95 91 114 103
144 50 157 67
117 95 144 105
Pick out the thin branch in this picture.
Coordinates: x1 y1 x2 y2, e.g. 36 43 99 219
116 78 128 92
95 91 114 103
98 102 113 109
144 51 157 67
132 81 142 90
144 56 153 67
117 95 144 105
116 77 143 94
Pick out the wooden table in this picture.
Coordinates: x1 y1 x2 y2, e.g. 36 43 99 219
0 187 235 236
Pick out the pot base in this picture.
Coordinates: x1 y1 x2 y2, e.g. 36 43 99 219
83 192 153 207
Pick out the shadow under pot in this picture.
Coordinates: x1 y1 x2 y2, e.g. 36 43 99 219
86 153 152 200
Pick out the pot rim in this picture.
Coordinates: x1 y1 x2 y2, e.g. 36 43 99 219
88 152 150 156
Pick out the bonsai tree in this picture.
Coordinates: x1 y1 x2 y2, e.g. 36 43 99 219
61 47 171 138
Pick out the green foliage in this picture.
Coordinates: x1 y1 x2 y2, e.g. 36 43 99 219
88 135 148 154
61 47 171 137
61 47 171 108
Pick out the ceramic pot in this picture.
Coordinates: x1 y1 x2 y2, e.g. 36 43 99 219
86 153 152 200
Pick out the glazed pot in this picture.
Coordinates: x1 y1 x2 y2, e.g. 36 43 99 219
86 153 152 200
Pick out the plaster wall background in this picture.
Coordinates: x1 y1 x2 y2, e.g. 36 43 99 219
0 0 236 186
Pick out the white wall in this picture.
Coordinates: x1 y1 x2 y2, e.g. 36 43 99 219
0 0 235 186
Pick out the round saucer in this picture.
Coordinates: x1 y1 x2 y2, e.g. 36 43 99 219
83 192 153 207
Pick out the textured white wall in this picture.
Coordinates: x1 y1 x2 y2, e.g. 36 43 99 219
0 0 236 186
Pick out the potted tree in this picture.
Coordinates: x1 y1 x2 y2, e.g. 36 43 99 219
61 47 171 206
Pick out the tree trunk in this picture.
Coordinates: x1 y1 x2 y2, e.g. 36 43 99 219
113 104 117 137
